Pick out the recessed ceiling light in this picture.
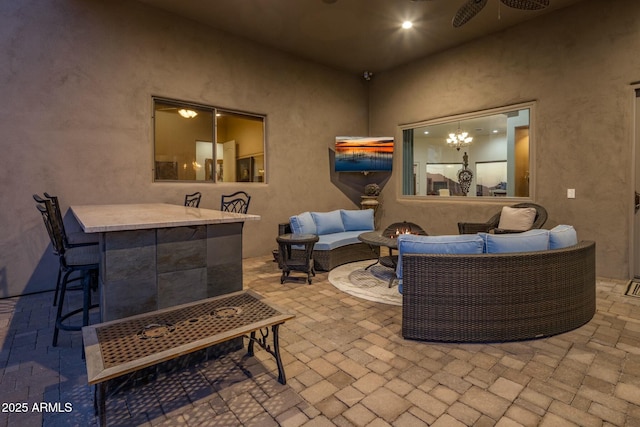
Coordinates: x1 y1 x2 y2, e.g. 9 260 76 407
424 131 429 134
402 21 413 29
492 129 499 133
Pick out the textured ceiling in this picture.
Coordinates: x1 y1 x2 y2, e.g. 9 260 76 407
137 0 586 75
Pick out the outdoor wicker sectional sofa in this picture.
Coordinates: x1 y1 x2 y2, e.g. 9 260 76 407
397 227 596 343
280 209 378 271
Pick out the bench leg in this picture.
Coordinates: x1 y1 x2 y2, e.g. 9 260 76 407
94 383 106 426
245 325 287 384
271 324 286 384
247 331 256 357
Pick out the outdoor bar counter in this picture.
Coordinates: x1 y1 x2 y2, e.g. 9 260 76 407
71 203 260 322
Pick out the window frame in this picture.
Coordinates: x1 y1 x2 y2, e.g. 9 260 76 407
398 101 536 202
152 96 267 184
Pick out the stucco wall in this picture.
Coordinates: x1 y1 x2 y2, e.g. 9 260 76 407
0 0 368 297
370 0 640 279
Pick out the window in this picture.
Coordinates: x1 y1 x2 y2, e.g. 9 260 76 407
401 102 533 198
153 97 266 183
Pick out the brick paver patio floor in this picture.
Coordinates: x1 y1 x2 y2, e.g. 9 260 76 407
1 255 640 426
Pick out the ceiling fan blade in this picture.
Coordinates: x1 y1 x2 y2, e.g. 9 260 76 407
452 0 489 28
500 0 549 10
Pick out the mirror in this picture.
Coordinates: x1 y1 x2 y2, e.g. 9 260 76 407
401 102 533 198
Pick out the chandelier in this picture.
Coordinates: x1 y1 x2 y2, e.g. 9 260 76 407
178 109 198 119
446 124 473 151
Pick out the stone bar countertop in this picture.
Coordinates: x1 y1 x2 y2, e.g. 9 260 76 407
71 203 260 233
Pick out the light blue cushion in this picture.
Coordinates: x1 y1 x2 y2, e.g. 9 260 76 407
315 231 364 250
311 210 345 235
340 209 374 232
292 231 363 250
289 212 317 235
481 229 550 254
396 234 485 293
549 225 578 249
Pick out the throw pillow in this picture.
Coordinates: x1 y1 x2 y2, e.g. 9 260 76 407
289 212 317 235
311 210 345 235
340 209 374 231
497 206 537 231
481 229 549 254
549 224 578 249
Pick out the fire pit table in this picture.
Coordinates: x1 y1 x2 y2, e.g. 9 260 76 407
358 222 427 287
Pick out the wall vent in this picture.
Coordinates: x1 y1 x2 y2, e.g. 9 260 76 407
625 280 640 297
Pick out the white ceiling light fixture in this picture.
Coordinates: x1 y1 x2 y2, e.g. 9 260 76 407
402 21 413 29
178 109 198 119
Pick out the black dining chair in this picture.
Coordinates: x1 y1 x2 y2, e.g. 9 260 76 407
220 191 251 213
35 193 98 306
34 196 99 347
184 192 202 207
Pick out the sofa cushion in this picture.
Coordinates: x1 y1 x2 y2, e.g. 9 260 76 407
481 229 549 254
311 210 345 235
292 231 363 250
396 234 485 293
497 206 536 231
340 209 374 232
289 212 317 235
549 225 578 249
313 231 364 251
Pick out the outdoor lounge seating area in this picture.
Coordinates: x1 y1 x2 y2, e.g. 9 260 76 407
275 202 598 343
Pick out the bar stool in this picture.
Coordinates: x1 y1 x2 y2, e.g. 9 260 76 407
39 193 98 306
34 197 99 346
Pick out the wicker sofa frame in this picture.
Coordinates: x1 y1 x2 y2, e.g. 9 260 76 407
401 240 596 343
278 222 378 271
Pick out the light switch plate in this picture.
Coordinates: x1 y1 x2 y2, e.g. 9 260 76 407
567 189 576 199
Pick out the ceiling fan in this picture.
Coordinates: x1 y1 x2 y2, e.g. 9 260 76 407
452 0 550 28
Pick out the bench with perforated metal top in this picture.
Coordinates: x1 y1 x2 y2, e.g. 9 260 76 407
82 290 294 426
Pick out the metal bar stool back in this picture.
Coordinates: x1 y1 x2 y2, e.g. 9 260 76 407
43 192 98 247
184 192 202 207
220 191 251 213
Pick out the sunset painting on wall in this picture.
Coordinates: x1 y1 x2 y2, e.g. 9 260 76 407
334 136 394 172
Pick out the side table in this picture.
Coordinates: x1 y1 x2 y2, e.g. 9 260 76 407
276 233 319 284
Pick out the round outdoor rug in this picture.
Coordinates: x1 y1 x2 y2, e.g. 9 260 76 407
328 260 402 306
